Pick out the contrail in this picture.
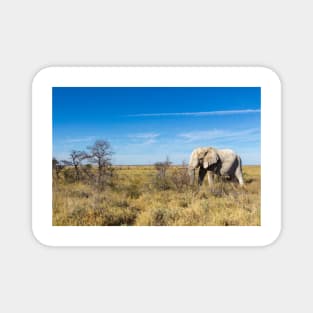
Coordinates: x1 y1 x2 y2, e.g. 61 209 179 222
126 109 260 117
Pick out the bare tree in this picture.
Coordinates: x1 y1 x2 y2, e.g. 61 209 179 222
154 156 172 190
69 150 86 181
170 160 190 190
52 157 64 180
60 150 86 182
86 140 113 189
154 156 172 179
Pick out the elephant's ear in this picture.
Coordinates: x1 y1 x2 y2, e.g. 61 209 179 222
203 149 219 169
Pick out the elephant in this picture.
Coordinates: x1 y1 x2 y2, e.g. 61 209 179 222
188 147 244 187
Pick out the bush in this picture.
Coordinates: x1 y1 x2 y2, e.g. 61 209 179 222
170 166 190 191
124 182 141 199
63 167 77 183
151 175 174 191
80 164 96 183
136 207 180 226
153 157 173 190
99 206 139 226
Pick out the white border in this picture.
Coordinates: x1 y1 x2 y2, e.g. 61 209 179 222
32 67 281 247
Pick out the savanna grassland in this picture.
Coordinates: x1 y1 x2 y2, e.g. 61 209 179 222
53 165 260 226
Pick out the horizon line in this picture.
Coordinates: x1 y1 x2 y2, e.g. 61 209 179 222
54 161 261 167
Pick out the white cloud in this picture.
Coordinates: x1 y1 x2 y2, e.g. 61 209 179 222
178 128 260 143
127 109 260 117
143 138 157 144
179 129 225 141
127 132 160 145
127 132 160 139
64 136 96 144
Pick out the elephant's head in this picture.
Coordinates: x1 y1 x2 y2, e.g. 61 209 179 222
202 147 220 170
188 147 216 185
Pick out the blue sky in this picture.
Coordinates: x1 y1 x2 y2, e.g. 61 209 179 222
53 87 261 165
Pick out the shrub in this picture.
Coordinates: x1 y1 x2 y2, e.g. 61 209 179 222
151 175 174 191
124 182 141 199
153 157 173 190
81 164 96 183
63 167 77 183
99 206 139 226
170 166 190 191
136 207 180 226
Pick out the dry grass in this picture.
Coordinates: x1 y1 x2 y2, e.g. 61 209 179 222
53 165 260 226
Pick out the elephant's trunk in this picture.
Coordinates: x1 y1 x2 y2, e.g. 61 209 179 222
188 167 195 185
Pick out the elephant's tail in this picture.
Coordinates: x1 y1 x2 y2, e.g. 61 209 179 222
238 156 243 171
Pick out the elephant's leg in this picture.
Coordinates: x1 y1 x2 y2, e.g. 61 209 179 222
188 167 196 185
198 167 206 186
207 171 214 187
235 167 244 185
